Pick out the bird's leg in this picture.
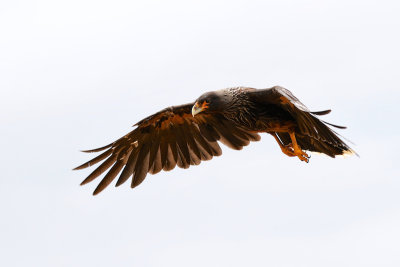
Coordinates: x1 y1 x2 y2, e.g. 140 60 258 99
289 132 310 163
272 133 296 157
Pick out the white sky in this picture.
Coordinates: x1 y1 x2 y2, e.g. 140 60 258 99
1 0 399 266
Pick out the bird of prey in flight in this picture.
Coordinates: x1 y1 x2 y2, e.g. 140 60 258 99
74 86 355 195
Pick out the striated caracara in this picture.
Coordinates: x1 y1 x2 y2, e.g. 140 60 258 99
74 86 356 195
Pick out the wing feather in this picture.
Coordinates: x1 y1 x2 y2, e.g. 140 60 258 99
80 154 118 185
190 124 214 159
75 102 259 194
164 143 177 171
182 122 202 164
93 157 126 195
148 131 162 174
174 125 191 168
115 147 139 187
73 148 113 170
81 143 113 153
131 141 151 188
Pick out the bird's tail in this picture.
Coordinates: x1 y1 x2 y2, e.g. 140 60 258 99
276 115 357 157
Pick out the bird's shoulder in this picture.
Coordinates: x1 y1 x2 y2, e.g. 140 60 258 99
134 102 195 129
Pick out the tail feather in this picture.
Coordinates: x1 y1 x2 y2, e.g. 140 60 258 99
277 132 352 158
311 109 331 116
321 120 347 129
276 115 355 157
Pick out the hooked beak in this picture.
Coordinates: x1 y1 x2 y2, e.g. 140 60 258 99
192 101 209 117
192 102 203 117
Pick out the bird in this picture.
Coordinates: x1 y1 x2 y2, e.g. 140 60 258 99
74 86 355 195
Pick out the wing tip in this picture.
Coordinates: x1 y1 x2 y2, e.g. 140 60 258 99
80 143 113 153
80 177 92 186
73 164 89 171
92 187 103 196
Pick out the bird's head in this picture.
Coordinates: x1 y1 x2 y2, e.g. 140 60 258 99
192 90 231 117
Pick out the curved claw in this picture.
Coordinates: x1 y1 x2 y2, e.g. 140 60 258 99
296 150 310 163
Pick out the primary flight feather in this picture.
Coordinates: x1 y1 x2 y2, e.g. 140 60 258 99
74 86 355 195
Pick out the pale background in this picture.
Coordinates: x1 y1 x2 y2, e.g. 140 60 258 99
1 0 399 266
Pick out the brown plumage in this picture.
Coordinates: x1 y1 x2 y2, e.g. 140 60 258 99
74 86 355 195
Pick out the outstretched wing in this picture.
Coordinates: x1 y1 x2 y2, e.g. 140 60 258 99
250 86 354 156
74 103 261 195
